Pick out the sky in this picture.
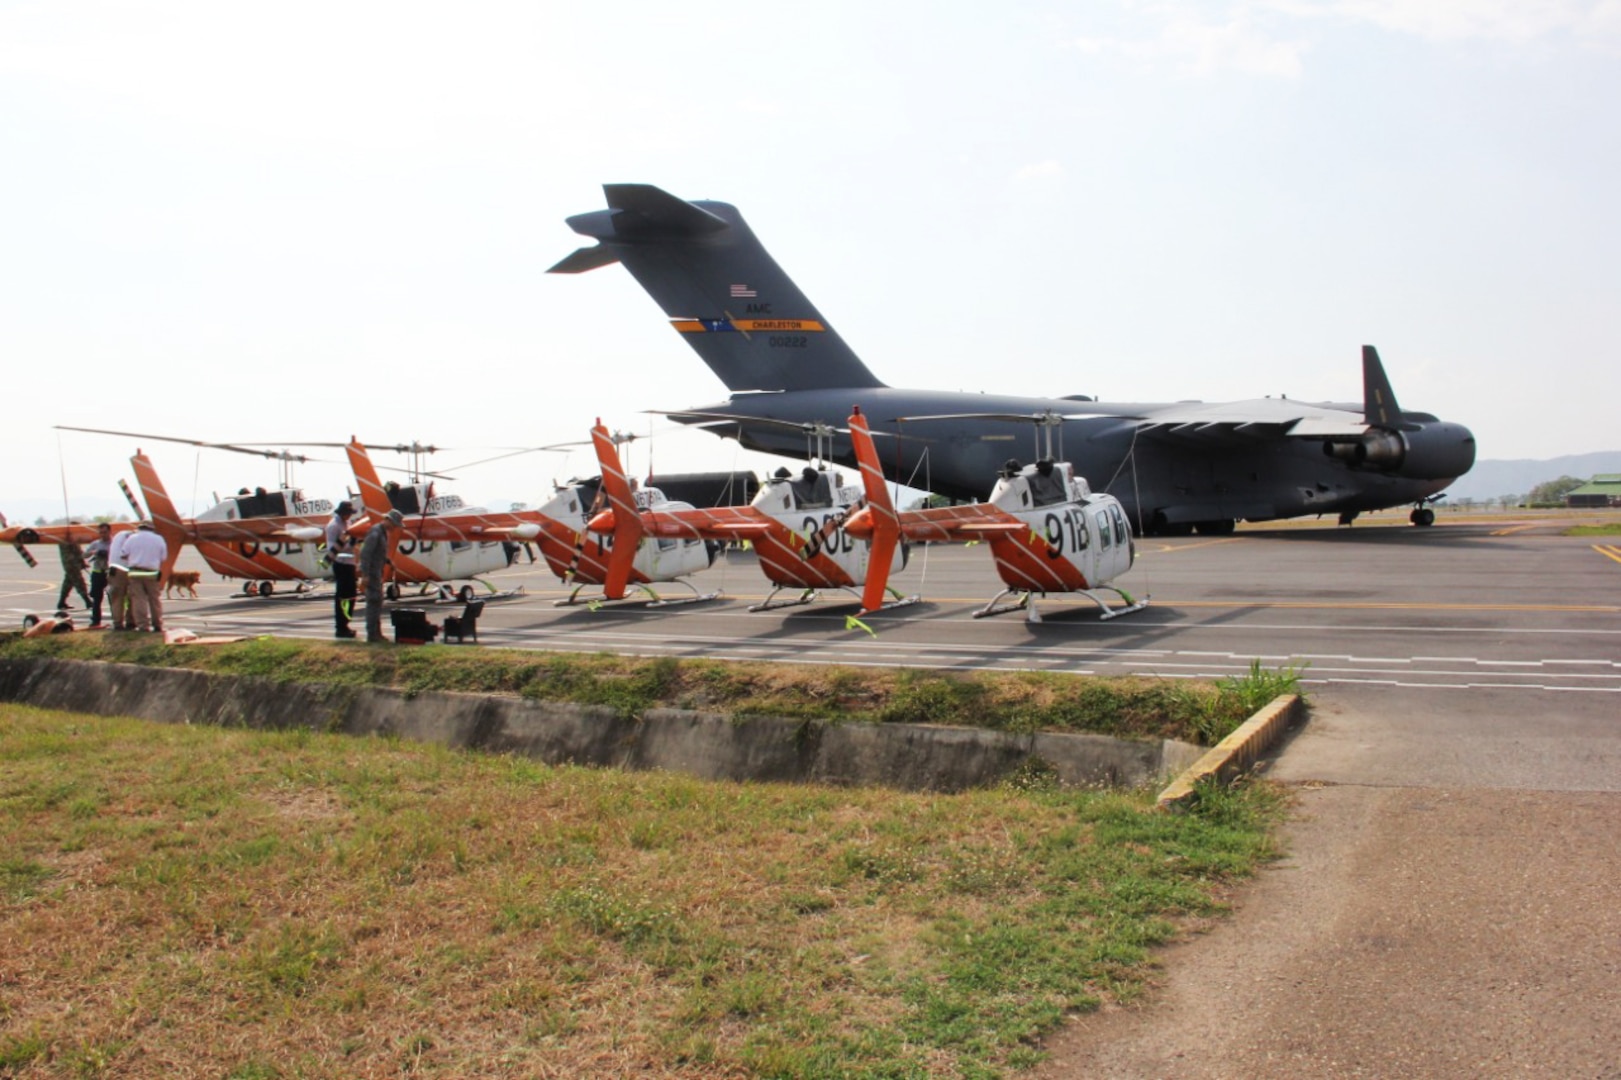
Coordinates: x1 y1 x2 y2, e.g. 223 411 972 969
3 0 1617 520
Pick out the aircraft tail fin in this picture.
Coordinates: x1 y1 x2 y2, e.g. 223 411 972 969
1362 346 1420 432
590 420 644 600
346 438 392 520
848 407 901 613
129 451 184 577
551 184 886 394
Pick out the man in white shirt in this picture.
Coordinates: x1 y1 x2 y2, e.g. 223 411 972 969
120 521 170 633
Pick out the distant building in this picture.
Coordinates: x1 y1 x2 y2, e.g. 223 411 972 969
1565 474 1621 508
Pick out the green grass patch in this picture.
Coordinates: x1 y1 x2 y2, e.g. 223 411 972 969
0 635 1302 746
0 704 1288 1078
1565 522 1621 536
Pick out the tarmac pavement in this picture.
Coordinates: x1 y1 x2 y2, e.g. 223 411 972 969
1035 687 1621 1079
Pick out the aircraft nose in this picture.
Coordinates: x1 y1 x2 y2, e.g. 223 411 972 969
1449 423 1478 475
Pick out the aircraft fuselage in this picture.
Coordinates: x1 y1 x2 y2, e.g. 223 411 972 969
686 387 1473 530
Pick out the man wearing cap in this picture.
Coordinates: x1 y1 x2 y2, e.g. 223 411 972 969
326 501 359 639
359 509 402 643
121 521 169 633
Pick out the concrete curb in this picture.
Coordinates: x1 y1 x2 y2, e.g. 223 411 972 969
1155 693 1305 811
0 657 1206 795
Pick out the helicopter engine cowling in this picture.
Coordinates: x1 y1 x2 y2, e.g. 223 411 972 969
1323 422 1475 480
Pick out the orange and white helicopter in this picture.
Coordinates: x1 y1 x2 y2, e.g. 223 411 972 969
133 450 336 594
344 436 719 606
842 407 1149 622
343 437 539 601
52 426 345 596
587 414 917 612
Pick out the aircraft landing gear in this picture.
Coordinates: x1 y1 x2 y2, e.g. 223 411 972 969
1409 506 1436 527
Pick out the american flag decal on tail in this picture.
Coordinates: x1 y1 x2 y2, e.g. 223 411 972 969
729 283 756 298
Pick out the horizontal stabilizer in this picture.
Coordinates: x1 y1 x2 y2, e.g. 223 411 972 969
549 244 622 275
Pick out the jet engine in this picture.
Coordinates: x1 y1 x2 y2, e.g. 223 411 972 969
1323 422 1476 480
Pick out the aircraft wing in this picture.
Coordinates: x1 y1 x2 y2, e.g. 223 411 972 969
1126 398 1368 441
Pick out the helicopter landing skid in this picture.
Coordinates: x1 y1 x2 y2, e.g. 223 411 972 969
431 584 526 605
748 586 819 612
872 589 922 612
555 582 721 609
973 587 1150 623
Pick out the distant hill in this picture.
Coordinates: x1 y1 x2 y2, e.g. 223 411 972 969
1445 452 1621 502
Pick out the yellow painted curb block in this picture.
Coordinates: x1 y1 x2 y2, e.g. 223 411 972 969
1155 693 1304 811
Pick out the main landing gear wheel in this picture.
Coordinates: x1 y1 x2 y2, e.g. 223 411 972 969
257 581 274 597
385 583 401 601
459 584 477 603
1409 507 1436 527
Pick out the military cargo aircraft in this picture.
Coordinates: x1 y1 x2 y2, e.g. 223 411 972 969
551 184 1476 533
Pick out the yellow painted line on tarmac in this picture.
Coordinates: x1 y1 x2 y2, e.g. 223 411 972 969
1594 544 1621 566
1492 523 1542 536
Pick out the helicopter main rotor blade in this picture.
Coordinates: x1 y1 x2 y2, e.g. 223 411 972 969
54 426 325 463
438 446 575 471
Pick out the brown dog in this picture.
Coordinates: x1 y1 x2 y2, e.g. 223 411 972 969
163 570 202 599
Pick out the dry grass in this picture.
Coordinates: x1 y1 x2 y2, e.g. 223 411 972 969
0 705 1284 1078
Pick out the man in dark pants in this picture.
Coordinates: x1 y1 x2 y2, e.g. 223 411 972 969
326 501 359 639
360 509 402 643
84 523 113 627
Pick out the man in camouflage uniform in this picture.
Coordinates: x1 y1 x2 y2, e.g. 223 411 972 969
57 540 91 612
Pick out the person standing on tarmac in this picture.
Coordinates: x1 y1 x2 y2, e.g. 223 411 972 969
57 540 91 612
359 509 401 643
84 523 113 628
106 526 134 630
326 501 359 639
120 521 169 633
